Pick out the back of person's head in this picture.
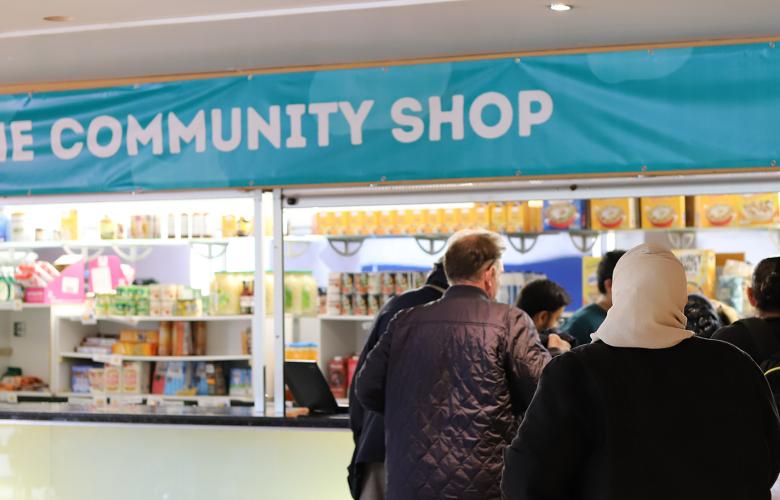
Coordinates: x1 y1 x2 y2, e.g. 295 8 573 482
752 257 780 313
597 250 626 294
517 279 571 317
444 230 504 283
684 294 722 338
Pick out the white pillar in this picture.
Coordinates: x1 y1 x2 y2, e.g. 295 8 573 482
272 189 286 415
252 190 266 415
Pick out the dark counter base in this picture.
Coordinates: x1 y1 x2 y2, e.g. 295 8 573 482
0 403 350 429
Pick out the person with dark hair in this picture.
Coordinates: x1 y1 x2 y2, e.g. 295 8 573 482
355 230 553 500
713 257 780 364
347 261 449 500
561 250 626 346
684 294 723 338
516 279 574 352
502 244 780 500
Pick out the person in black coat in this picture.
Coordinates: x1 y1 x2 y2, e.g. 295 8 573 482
502 244 780 500
347 262 448 499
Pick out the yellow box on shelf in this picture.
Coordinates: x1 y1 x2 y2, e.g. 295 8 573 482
489 203 507 233
505 202 527 233
526 201 544 233
363 211 380 235
641 196 686 229
345 211 366 236
425 209 444 235
376 210 399 235
693 195 741 228
582 256 601 305
673 249 717 298
590 198 637 231
740 193 780 227
408 209 427 234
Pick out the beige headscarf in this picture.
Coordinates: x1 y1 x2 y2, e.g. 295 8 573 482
591 243 694 349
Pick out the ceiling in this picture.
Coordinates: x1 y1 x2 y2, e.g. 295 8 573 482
0 0 778 86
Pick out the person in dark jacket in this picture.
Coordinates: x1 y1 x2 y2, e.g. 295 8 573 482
347 262 448 499
516 278 574 353
713 257 780 364
356 230 552 500
502 244 780 500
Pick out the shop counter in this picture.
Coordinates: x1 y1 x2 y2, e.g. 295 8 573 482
0 403 353 499
0 402 350 428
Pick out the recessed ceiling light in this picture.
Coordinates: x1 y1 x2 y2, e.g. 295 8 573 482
43 16 74 22
548 3 573 12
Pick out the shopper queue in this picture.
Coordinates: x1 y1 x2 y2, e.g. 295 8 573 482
348 230 780 500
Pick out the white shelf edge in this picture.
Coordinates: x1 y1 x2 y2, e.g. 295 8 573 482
58 392 253 403
318 315 375 322
0 234 317 251
0 302 51 312
0 390 53 398
61 353 251 362
79 315 254 324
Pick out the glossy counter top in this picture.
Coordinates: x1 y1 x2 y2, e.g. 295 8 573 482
0 402 350 428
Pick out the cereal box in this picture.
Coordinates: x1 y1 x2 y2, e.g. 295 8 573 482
590 198 637 231
641 196 686 229
489 204 507 233
673 249 717 297
740 193 780 227
426 209 444 235
505 202 527 234
543 200 586 231
582 256 601 305
376 210 399 235
441 208 461 234
693 195 741 228
474 204 491 229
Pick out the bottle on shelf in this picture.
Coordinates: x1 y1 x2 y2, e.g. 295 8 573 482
167 214 176 239
240 281 254 315
100 215 115 240
180 213 190 239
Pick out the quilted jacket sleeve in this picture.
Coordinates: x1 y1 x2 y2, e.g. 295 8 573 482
354 315 398 414
502 352 589 500
505 307 552 415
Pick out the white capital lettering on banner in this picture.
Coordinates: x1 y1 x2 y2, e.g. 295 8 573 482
518 90 553 137
0 123 7 162
87 116 122 159
339 101 374 145
126 114 163 156
469 92 513 139
169 111 206 154
308 102 339 147
11 121 34 161
247 106 281 149
51 118 85 160
212 108 242 152
391 98 424 143
429 95 465 141
286 105 307 149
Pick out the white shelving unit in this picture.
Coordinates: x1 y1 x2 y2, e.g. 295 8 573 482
60 353 252 363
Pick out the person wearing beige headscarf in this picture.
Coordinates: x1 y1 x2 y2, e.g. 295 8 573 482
502 243 780 500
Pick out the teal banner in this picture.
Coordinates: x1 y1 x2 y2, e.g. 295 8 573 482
0 41 778 196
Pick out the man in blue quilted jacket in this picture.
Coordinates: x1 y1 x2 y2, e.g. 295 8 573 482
355 230 557 500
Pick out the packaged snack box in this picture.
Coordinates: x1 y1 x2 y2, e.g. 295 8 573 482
526 202 544 232
409 209 427 234
505 202 527 234
489 204 507 233
376 210 399 235
693 195 741 228
346 211 366 236
591 198 637 231
582 256 601 306
673 249 717 298
740 193 780 227
330 211 349 236
121 362 151 394
459 207 477 230
474 204 491 230
363 211 380 236
426 209 444 235
543 200 586 231
441 208 461 234
641 196 686 229
396 210 413 235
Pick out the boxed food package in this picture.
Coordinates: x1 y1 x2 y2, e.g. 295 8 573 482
172 322 193 356
489 204 507 233
426 209 444 235
376 210 399 235
582 256 602 306
543 200 586 231
121 362 151 394
693 195 741 228
673 249 717 298
104 365 122 393
641 196 686 229
71 365 92 394
441 208 461 234
88 368 105 392
363 211 380 235
590 198 637 231
716 258 754 317
151 362 167 394
314 212 335 235
229 368 252 397
526 202 544 232
474 204 491 230
408 209 427 234
740 193 780 227
330 211 349 236
505 202 527 234
164 362 194 396
158 322 172 356
328 356 347 399
346 211 365 236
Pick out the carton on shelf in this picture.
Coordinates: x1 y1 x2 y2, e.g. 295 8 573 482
505 202 527 234
590 198 637 231
408 209 427 235
440 208 461 234
376 210 399 235
693 195 741 228
526 202 544 233
582 256 601 306
346 211 366 236
363 211 380 236
641 196 686 229
543 200 586 231
489 204 508 233
426 209 444 235
330 211 349 236
314 212 335 235
673 249 717 298
740 193 780 227
121 362 151 394
474 204 491 230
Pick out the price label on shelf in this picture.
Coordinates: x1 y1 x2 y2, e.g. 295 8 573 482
146 396 164 407
93 354 122 366
113 395 144 406
198 397 230 408
0 392 18 404
12 299 22 312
